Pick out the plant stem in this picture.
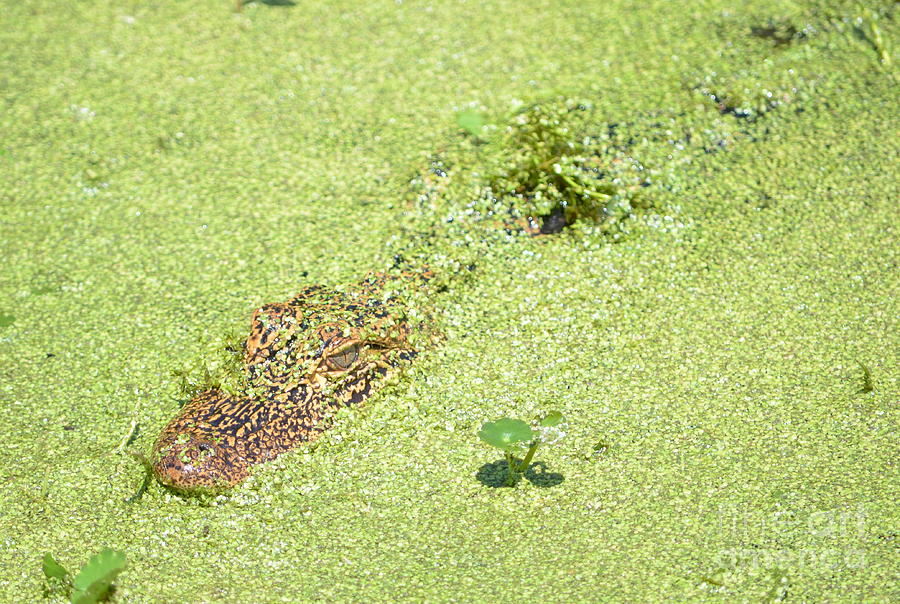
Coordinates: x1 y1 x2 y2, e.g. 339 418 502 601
505 452 517 486
560 173 582 193
518 441 540 473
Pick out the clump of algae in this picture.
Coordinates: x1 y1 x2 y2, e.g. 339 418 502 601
409 96 653 238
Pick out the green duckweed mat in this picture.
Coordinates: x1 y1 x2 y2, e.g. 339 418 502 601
0 0 897 601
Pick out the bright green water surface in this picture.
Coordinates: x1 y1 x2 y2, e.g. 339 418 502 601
0 0 897 601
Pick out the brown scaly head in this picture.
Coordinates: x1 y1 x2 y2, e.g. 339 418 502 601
151 270 431 494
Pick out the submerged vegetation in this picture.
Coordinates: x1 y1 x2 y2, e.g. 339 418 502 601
418 97 654 237
484 99 649 233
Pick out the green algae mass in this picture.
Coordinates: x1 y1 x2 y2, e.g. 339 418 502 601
0 0 897 601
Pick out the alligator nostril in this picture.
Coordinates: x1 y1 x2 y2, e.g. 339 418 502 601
151 434 247 494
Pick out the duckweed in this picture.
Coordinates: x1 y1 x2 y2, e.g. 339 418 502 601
1 0 896 601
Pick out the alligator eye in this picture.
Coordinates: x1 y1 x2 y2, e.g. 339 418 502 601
329 344 359 369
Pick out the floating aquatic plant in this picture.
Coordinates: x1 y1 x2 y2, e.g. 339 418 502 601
42 548 127 604
478 411 566 486
456 108 486 140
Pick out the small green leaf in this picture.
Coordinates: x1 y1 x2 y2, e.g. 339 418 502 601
42 553 70 582
71 548 126 604
478 418 533 451
456 109 484 138
540 411 564 427
0 314 15 328
857 361 874 393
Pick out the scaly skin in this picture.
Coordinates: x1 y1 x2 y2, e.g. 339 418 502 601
151 270 430 493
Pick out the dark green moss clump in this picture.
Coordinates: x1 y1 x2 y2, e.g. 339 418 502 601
485 98 650 233
408 97 654 240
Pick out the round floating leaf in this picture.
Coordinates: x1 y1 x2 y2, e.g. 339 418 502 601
478 418 533 451
540 411 564 427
